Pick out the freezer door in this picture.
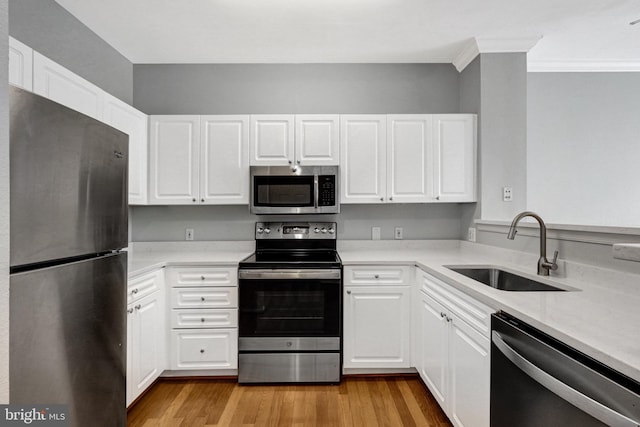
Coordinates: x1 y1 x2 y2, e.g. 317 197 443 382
10 252 127 427
10 86 128 267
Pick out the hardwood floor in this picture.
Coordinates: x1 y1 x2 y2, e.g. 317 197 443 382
127 376 452 427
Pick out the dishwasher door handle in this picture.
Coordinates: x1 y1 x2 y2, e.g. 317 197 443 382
492 331 640 427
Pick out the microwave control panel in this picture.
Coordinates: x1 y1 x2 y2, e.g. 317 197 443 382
318 175 336 206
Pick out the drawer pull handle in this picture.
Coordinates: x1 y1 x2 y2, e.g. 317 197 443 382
200 349 205 353
127 308 134 314
135 304 141 310
132 288 138 294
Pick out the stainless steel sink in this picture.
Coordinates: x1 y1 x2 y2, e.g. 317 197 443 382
446 267 566 292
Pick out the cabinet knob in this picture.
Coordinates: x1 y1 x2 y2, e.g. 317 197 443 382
435 196 440 201
297 160 301 164
374 274 380 279
201 198 205 203
346 290 351 295
201 276 205 280
201 318 206 322
288 160 292 165
389 197 393 201
200 349 205 353
201 297 205 301
192 198 196 202
440 312 446 318
135 304 141 310
127 308 134 314
380 197 384 202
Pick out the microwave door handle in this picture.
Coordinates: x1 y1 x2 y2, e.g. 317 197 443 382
314 175 319 208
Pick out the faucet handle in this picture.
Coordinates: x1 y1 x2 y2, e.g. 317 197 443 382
550 250 559 271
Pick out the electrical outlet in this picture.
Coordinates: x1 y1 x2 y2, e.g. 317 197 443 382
503 187 513 202
468 227 476 242
394 227 403 240
371 227 381 240
185 228 194 241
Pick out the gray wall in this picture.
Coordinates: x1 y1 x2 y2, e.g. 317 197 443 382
478 53 527 220
133 63 459 114
527 72 640 227
1 0 10 403
131 204 463 241
9 0 133 103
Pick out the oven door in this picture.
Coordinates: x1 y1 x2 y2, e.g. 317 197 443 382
238 269 341 338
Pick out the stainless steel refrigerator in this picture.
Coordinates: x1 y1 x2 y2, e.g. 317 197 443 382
9 86 128 426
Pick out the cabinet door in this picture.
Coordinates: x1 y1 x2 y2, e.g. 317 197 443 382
449 313 490 427
340 115 387 203
249 115 295 166
387 115 433 203
418 292 448 409
343 286 410 369
103 93 148 205
149 116 200 204
33 52 104 121
295 115 339 166
200 116 249 204
171 329 238 370
8 37 33 90
127 290 166 407
432 114 476 202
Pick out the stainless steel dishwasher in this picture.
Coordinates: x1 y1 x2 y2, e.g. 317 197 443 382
491 312 640 427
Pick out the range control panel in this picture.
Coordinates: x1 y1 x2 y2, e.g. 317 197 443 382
255 222 337 240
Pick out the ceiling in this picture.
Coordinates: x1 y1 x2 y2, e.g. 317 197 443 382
55 0 640 71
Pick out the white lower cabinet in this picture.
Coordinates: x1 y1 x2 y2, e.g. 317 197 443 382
343 266 412 370
126 270 166 407
167 266 238 372
416 268 492 427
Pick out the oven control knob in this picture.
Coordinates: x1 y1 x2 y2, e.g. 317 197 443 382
264 228 271 234
314 227 320 233
257 227 264 234
328 228 335 234
321 227 327 234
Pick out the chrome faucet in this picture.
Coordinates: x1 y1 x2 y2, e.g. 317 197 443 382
507 211 559 276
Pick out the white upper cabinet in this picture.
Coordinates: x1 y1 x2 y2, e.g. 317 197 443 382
387 115 433 203
149 116 201 204
250 115 339 166
200 116 249 204
149 115 249 205
8 37 33 91
103 93 149 205
340 115 387 203
432 114 476 202
295 115 340 165
33 52 104 121
250 115 295 166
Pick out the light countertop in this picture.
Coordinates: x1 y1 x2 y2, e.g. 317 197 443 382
128 239 640 383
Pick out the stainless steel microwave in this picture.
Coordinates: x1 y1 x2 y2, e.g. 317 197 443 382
250 165 340 214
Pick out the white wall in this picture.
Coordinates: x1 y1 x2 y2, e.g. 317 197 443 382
1 0 11 403
527 72 640 227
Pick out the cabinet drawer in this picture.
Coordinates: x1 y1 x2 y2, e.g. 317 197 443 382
171 309 238 329
417 268 493 337
344 265 412 286
128 269 163 304
170 287 237 309
170 329 238 370
166 266 237 287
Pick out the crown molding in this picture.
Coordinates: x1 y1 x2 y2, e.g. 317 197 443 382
528 59 640 72
453 36 542 72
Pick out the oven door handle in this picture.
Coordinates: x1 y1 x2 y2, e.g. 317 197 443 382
492 331 640 427
239 269 341 280
314 175 319 208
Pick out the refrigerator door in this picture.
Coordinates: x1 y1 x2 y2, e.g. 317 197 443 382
10 252 127 427
10 86 128 267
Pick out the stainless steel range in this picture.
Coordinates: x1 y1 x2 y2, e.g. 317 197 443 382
238 222 342 384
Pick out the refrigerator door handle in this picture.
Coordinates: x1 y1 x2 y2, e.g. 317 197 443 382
492 331 640 427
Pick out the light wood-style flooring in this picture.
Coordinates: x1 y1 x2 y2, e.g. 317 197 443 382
127 376 452 427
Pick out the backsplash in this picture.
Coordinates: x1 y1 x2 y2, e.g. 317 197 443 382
130 203 464 242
